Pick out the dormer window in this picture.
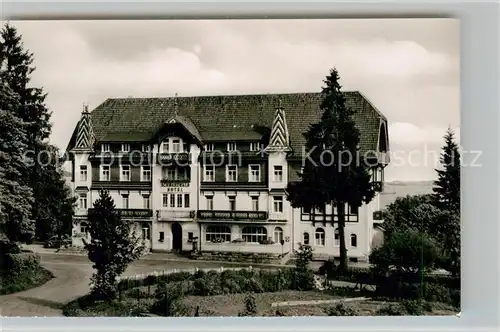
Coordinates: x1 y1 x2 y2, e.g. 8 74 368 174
204 143 214 152
227 142 237 152
249 142 260 152
172 139 181 153
101 144 110 153
161 141 170 153
121 143 130 152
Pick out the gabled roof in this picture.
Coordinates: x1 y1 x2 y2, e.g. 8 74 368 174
66 91 388 155
153 115 203 144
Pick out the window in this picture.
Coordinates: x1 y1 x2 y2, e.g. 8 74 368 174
303 232 310 245
161 167 190 181
228 196 236 211
121 165 131 181
159 232 165 242
206 225 231 243
350 205 359 215
183 141 188 152
249 142 260 152
142 223 151 240
206 196 214 210
184 194 190 208
226 165 238 182
172 139 181 153
177 194 183 208
251 196 259 211
334 229 340 246
242 226 267 243
350 234 357 248
101 144 110 153
142 144 151 152
162 194 169 208
204 165 215 182
178 167 189 181
100 165 110 181
274 227 283 244
165 168 176 180
121 143 130 152
79 165 87 181
273 196 283 213
204 143 214 152
188 232 194 241
79 193 87 209
273 165 283 182
315 228 325 246
122 194 129 209
169 194 175 208
143 195 151 209
142 166 151 181
227 142 237 151
249 165 261 182
161 141 169 153
80 222 89 234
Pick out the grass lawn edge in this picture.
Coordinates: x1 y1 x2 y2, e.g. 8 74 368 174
0 266 54 295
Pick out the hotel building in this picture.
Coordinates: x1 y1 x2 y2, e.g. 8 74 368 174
65 92 389 262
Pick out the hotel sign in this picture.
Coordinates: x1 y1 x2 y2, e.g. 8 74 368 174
197 210 268 220
160 180 190 188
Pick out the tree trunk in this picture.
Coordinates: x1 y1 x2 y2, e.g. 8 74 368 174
336 201 348 274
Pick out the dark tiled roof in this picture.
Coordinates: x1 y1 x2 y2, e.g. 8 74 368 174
67 91 387 155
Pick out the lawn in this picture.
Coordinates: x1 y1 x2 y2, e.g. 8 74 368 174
183 290 341 316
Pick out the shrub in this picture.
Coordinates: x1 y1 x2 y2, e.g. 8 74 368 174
192 273 221 296
3 253 41 274
239 292 257 316
319 259 337 278
246 277 265 293
151 281 189 317
375 300 429 316
375 303 408 316
400 300 425 315
325 302 360 316
167 271 193 283
125 288 150 300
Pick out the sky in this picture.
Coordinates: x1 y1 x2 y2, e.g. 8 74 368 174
9 19 460 181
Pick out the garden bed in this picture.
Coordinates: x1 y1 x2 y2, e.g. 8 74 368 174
183 290 340 317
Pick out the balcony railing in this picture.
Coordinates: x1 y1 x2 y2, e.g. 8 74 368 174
88 208 153 218
158 210 196 221
160 179 191 187
157 152 190 164
197 210 268 221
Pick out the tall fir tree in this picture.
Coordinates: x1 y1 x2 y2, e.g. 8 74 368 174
1 23 74 242
85 190 144 300
0 81 34 242
432 127 461 212
34 143 76 241
286 68 376 273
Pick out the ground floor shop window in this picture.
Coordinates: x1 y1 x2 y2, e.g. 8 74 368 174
242 226 267 243
205 225 231 243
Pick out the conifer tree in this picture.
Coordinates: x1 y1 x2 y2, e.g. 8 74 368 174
1 23 74 241
432 127 461 212
287 68 376 273
0 82 34 241
85 190 144 300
